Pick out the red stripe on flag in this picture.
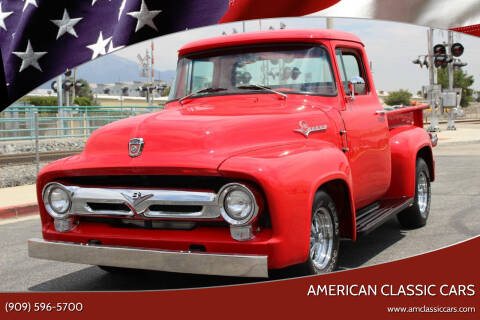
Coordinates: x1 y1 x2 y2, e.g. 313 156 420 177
451 24 480 37
220 0 340 22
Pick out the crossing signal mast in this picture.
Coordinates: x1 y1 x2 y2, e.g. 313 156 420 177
434 33 467 130
136 41 156 105
412 29 467 132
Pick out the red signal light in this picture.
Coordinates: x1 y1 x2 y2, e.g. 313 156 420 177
433 44 446 56
451 43 464 57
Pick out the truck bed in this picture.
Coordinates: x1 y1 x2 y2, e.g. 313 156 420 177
386 104 428 129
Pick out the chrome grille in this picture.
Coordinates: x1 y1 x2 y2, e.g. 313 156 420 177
56 184 221 219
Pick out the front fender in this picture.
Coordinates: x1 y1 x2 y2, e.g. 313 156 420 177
218 141 354 268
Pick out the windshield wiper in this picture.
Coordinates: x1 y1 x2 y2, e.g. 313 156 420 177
237 84 287 100
179 87 228 104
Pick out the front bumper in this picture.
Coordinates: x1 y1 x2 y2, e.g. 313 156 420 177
28 238 268 278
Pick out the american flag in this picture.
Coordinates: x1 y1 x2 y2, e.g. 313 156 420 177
0 0 479 113
0 0 231 111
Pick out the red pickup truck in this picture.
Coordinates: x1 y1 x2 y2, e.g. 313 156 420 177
29 29 436 278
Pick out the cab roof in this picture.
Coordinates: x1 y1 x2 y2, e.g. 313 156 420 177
178 29 363 56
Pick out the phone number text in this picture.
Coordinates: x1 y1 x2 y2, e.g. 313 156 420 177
5 302 84 313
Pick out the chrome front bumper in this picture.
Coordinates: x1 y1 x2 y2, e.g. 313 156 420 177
28 238 268 278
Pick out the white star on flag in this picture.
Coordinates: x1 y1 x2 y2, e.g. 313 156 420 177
127 0 161 32
86 31 112 60
51 9 83 39
0 3 13 31
22 0 38 12
12 40 47 72
107 40 125 53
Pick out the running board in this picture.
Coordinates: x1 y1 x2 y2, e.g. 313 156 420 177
356 198 414 236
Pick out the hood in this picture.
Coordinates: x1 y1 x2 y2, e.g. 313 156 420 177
66 95 337 172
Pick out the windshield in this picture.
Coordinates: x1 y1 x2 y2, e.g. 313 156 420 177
169 44 336 101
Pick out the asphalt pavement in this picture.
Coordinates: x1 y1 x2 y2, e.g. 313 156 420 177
1 141 479 291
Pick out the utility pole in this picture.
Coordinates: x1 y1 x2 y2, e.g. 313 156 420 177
72 67 77 103
57 74 64 135
448 31 454 91
150 41 154 106
427 28 440 132
326 17 334 29
57 75 63 107
445 30 457 130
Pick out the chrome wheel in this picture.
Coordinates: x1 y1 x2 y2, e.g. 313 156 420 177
309 207 334 271
417 171 429 218
397 158 431 229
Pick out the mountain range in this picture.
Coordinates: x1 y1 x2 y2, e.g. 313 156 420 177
41 54 176 88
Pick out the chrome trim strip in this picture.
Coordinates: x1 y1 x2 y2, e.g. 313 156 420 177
46 183 220 219
28 238 268 278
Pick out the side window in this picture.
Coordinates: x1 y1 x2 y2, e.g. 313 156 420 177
190 60 214 92
336 49 367 95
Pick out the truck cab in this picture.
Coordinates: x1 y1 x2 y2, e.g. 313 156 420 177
29 29 436 277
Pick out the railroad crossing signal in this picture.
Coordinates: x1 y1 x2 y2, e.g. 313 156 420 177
433 42 465 69
62 80 83 91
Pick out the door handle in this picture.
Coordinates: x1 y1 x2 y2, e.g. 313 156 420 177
376 110 386 115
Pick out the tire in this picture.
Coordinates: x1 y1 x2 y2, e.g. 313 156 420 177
299 190 340 275
397 158 431 229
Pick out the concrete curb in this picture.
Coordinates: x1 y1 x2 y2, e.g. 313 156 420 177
0 203 38 219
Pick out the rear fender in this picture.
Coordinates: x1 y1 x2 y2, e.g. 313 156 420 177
385 126 434 199
218 141 355 268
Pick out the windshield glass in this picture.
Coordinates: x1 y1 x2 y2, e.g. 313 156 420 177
169 44 336 101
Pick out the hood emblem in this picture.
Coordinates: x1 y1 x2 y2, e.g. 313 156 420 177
294 121 327 137
129 138 144 157
121 191 153 208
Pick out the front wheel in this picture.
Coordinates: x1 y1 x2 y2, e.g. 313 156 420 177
303 191 340 274
397 158 431 229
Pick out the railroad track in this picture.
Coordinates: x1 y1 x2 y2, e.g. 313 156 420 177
424 119 480 125
0 150 81 166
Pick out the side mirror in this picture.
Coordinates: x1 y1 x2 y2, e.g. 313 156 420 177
348 76 365 101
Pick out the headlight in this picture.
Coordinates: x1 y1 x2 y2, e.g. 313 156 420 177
43 183 72 219
219 183 258 226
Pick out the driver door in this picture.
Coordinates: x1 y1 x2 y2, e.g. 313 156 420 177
333 42 391 209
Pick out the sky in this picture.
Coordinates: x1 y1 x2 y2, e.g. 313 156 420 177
113 17 480 93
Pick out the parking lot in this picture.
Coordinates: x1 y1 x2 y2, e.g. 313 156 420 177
1 139 479 291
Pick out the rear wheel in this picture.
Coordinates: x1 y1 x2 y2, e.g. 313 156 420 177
397 158 431 228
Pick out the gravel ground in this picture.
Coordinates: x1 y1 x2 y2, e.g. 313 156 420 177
0 161 50 188
0 138 86 188
0 138 86 155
